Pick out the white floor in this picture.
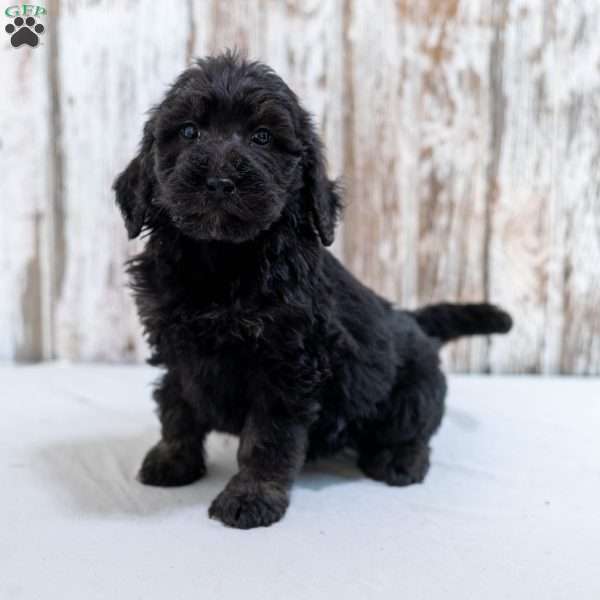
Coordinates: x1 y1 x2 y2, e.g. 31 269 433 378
2 364 599 599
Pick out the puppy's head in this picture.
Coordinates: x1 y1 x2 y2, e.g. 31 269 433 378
114 52 340 245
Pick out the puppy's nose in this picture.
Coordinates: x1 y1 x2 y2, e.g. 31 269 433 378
206 177 236 195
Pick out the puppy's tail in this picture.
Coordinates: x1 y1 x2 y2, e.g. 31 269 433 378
413 303 512 345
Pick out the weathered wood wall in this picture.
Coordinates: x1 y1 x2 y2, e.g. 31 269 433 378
1 0 599 374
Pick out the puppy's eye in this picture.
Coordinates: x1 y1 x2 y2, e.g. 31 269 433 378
250 128 272 146
180 123 198 140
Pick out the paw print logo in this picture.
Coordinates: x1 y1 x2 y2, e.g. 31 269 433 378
5 16 45 48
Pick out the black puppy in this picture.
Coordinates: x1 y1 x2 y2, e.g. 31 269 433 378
114 52 512 529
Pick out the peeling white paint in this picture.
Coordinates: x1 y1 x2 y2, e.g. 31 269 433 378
0 44 51 360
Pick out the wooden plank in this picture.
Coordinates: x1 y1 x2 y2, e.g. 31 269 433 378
488 0 600 374
0 30 51 361
486 0 555 374
343 0 495 372
553 0 600 374
53 0 189 361
189 0 345 254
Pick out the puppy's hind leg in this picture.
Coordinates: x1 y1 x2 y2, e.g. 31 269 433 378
359 440 432 486
357 362 446 487
139 371 209 487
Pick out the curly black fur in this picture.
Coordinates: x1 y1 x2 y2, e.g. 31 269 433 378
113 52 513 529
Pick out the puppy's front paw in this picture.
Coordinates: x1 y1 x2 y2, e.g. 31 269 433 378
208 477 289 529
138 441 205 487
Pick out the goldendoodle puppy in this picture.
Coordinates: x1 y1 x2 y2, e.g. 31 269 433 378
114 52 512 529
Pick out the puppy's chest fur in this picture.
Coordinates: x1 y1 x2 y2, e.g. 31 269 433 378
128 240 331 432
132 244 314 348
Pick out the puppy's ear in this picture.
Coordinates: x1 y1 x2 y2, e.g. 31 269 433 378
113 116 156 239
300 118 342 246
